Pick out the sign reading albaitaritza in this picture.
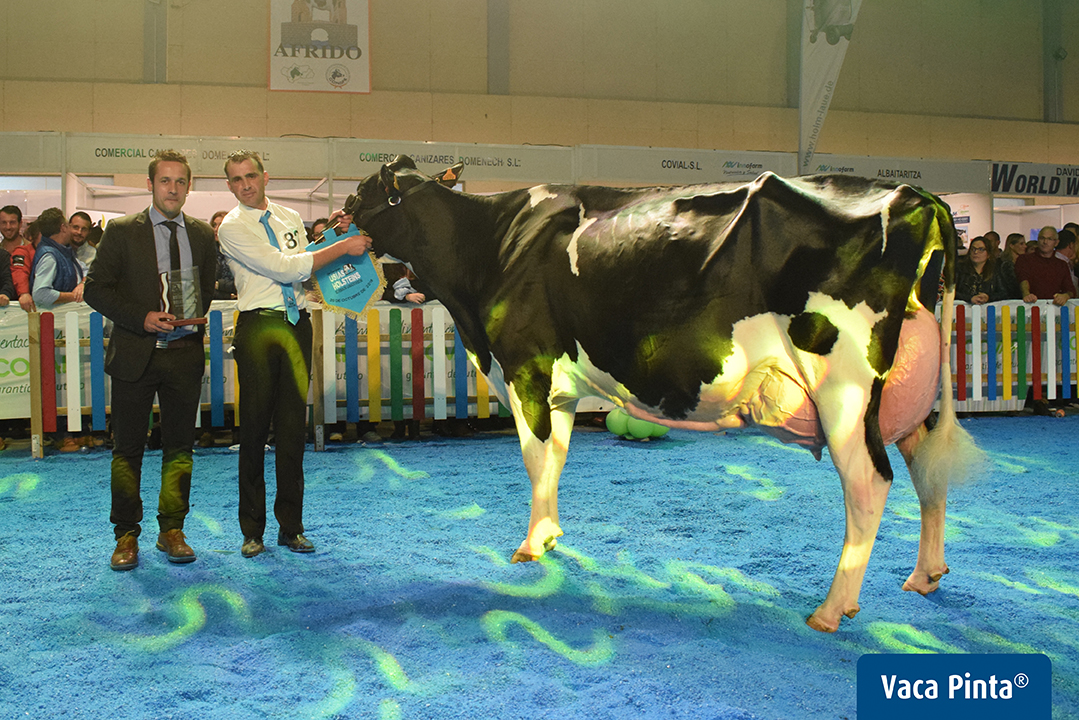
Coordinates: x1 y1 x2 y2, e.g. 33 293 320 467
270 0 370 93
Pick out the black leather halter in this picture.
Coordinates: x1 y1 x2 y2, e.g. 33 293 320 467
348 179 436 230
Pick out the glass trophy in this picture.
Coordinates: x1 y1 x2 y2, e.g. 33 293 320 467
161 266 207 326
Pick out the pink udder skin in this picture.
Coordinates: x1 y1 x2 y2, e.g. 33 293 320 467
878 308 941 445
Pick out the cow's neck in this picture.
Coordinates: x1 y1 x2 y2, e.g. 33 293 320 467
399 188 530 374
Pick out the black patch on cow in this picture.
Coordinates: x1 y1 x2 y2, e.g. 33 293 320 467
347 164 953 445
788 312 839 356
509 356 555 441
865 377 893 482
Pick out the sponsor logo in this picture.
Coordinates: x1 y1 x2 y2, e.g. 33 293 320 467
877 168 923 180
281 64 316 84
326 64 350 88
992 163 1079 196
661 159 701 171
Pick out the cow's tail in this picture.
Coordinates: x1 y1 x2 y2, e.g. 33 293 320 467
909 200 986 502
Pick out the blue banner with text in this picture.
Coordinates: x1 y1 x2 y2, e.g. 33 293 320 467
858 653 1051 719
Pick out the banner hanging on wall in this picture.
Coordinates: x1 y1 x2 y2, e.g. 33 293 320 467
269 0 370 94
798 0 863 176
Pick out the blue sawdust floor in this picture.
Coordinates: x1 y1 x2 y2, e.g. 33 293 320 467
0 417 1076 720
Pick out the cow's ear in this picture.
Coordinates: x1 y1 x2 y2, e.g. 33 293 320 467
380 164 400 195
434 162 464 188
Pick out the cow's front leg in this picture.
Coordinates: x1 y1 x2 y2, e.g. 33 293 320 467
896 424 950 595
505 377 577 563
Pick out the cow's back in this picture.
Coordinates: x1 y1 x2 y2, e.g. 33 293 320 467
490 173 946 421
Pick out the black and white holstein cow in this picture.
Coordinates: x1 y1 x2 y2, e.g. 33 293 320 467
344 156 982 633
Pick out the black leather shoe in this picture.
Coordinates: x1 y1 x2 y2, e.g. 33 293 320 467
241 537 265 558
277 532 315 553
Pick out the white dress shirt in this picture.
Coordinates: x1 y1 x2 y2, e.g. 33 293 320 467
217 201 314 312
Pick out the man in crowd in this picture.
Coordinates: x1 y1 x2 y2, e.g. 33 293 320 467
84 150 218 571
210 210 236 300
1055 228 1079 294
0 205 25 256
11 221 40 311
217 150 370 558
0 247 13 309
1016 226 1075 306
30 208 84 311
69 211 97 272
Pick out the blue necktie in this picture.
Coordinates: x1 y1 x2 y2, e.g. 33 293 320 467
259 210 300 325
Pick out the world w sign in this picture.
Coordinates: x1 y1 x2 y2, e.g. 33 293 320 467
991 161 1079 197
269 0 370 93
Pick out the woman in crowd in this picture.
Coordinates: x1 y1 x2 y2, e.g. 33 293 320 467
956 235 1016 303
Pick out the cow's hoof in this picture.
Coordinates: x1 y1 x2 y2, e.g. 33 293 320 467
903 564 948 595
806 603 859 633
805 614 839 633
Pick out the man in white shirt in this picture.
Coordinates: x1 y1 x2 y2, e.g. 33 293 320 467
218 150 371 558
69 211 97 271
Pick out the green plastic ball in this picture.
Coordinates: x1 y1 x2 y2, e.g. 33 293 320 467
605 408 629 436
625 416 655 440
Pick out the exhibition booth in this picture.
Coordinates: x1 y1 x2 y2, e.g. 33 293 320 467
5 132 1079 446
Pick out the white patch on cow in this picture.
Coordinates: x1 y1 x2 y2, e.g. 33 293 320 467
528 186 558 208
467 350 509 406
542 292 887 452
791 292 889 449
880 203 890 255
878 187 904 256
546 317 811 434
801 291 887 375
566 207 595 277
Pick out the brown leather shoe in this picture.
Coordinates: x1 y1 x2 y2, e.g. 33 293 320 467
110 533 138 571
156 528 196 564
277 531 315 553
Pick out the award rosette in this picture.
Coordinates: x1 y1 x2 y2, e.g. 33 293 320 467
307 224 384 319
161 266 207 326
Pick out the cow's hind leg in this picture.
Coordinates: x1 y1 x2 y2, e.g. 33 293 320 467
806 453 892 633
805 379 894 633
505 377 578 563
897 424 950 595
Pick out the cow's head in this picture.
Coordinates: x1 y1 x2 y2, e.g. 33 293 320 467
343 155 464 259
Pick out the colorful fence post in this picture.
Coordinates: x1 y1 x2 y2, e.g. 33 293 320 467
1060 305 1071 400
208 310 224 427
40 312 57 434
454 330 468 420
986 304 997 402
431 306 448 420
411 307 425 422
63 312 82 431
28 313 44 458
956 303 967 402
1031 306 1042 401
366 307 381 423
389 308 403 421
89 312 107 430
1017 307 1027 401
344 315 360 423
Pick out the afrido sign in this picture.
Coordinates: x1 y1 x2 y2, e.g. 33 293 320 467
269 0 370 93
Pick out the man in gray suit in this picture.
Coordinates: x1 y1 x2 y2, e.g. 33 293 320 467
84 150 217 571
